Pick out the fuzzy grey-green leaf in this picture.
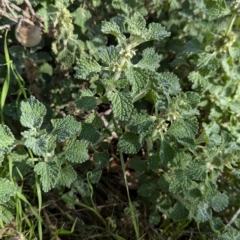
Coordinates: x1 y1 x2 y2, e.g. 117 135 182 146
64 140 89 163
20 96 47 129
51 115 82 142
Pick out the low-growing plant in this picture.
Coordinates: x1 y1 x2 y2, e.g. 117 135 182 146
1 0 240 239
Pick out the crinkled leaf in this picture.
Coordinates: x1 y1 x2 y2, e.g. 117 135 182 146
195 202 212 223
76 96 97 111
219 227 240 240
118 132 141 154
0 125 15 155
156 72 181 95
129 157 147 173
211 193 229 212
23 132 49 156
169 169 194 193
125 67 153 94
170 202 189 222
94 152 109 169
147 154 160 171
188 71 209 89
34 161 60 192
146 22 171 41
101 20 126 41
20 96 47 129
88 170 102 184
51 115 82 142
127 12 147 36
85 113 104 129
57 47 75 68
64 140 89 163
149 212 161 225
203 0 229 20
58 165 77 187
0 204 15 224
160 140 175 167
128 113 154 138
0 178 18 204
73 7 92 33
183 39 203 54
168 117 198 139
137 48 161 71
109 91 133 120
186 160 207 180
74 57 101 79
197 52 217 69
97 46 119 65
79 123 101 144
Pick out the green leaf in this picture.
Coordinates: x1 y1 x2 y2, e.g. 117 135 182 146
203 0 229 20
186 160 207 180
20 96 47 129
85 113 104 129
128 113 154 139
159 140 175 167
0 178 18 204
79 123 101 144
118 132 141 154
170 202 189 222
127 12 147 36
34 161 60 192
74 57 101 79
75 90 97 111
219 227 240 240
197 52 217 69
169 169 194 193
51 115 82 142
188 71 209 89
58 165 77 187
184 92 201 109
138 183 153 197
137 48 161 71
127 13 170 42
0 125 15 156
168 117 198 139
125 67 153 94
57 47 75 68
211 193 229 212
195 202 212 223
73 7 92 33
97 46 119 65
156 72 181 95
147 154 160 171
88 170 102 184
109 91 133 120
146 22 171 41
64 140 89 163
39 63 53 76
23 132 50 156
149 212 161 225
129 157 147 173
101 20 126 41
0 204 15 224
183 39 203 54
93 152 109 169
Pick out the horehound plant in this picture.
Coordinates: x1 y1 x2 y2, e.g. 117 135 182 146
1 0 240 239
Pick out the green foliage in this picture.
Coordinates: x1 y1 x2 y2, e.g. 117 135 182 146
2 0 240 239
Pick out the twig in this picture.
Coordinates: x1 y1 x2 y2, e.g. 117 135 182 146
24 0 35 17
226 207 240 227
0 8 18 22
